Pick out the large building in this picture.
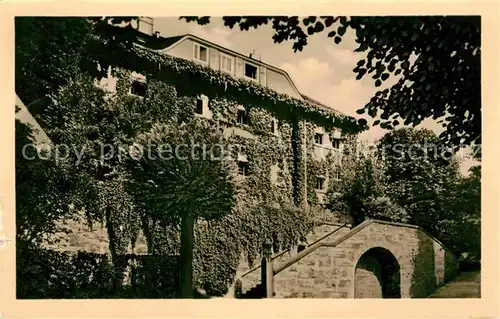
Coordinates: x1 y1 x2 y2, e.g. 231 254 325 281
36 16 359 297
109 17 350 206
18 17 462 300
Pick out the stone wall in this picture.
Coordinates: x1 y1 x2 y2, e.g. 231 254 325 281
43 216 459 299
257 220 459 298
233 223 351 297
43 212 148 255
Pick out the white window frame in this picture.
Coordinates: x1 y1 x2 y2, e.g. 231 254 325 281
244 61 259 81
236 105 250 126
331 170 340 181
314 133 324 145
331 137 341 149
315 176 326 191
193 43 209 64
219 52 234 73
270 117 279 136
237 153 250 176
194 94 210 118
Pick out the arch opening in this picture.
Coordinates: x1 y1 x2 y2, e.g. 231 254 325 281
354 247 401 298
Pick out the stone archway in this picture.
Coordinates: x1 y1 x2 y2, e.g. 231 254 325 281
354 247 401 298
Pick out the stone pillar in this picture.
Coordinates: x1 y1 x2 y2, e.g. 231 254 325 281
261 238 274 298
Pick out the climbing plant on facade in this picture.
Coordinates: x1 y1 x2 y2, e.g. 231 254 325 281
16 17 355 297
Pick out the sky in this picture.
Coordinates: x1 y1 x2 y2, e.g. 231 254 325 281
153 17 477 174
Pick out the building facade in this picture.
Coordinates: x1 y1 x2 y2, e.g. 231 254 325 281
115 17 348 208
39 17 359 297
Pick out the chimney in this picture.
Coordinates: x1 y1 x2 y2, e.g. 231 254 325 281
137 17 154 36
249 49 261 61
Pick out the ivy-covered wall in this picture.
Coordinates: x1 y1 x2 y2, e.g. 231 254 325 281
105 66 346 217
41 65 347 297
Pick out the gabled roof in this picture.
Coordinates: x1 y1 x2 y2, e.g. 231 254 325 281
154 33 304 98
140 32 344 117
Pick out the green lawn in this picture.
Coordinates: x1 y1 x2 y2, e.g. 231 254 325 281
429 271 481 298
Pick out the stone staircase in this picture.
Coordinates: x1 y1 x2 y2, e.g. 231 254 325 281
236 222 351 298
235 219 461 299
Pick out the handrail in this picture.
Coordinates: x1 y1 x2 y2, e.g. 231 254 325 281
273 219 374 275
240 223 349 278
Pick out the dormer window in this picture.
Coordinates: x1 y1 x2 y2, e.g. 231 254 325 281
314 133 324 145
244 62 258 81
194 43 209 63
220 53 234 73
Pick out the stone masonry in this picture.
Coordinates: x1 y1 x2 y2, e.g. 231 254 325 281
45 216 459 298
237 220 459 298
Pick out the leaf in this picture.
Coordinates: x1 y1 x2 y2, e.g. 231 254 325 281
373 120 381 126
337 26 346 36
357 118 367 126
375 79 382 87
356 108 365 114
334 36 342 44
324 17 334 27
314 22 325 32
327 30 336 37
357 60 366 67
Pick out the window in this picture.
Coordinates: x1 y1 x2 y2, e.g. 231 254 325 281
315 177 325 190
237 109 249 125
332 170 340 180
131 80 147 97
332 138 341 149
238 161 250 176
194 43 208 63
220 53 233 72
270 119 276 134
244 62 258 80
194 95 209 117
195 99 204 114
314 133 324 145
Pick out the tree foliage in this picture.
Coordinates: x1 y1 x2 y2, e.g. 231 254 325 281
15 119 74 245
125 120 237 297
378 128 461 232
326 134 409 226
125 120 236 224
376 128 480 264
182 16 481 148
15 17 94 105
439 165 481 266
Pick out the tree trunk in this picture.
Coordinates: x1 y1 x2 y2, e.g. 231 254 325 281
179 214 195 298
